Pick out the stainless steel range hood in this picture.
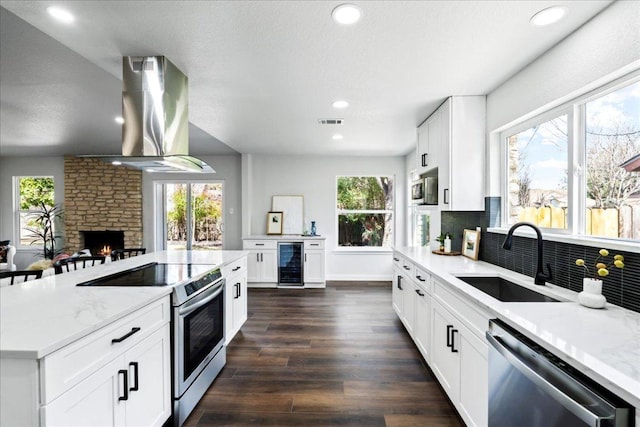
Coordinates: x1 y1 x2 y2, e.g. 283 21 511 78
83 56 214 173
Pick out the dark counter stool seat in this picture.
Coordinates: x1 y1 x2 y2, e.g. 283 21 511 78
0 269 44 285
54 256 106 274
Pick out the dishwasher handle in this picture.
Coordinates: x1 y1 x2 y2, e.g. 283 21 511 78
486 331 608 427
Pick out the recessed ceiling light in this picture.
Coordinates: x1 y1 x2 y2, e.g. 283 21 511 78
114 116 125 124
47 6 75 24
332 100 349 109
332 4 361 25
332 134 344 140
111 161 122 166
530 6 567 26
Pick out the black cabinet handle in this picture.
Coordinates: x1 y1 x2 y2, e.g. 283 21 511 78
310 243 319 246
444 188 449 204
397 275 403 291
111 327 141 344
451 329 459 353
446 325 454 348
305 253 307 262
129 362 139 392
261 253 264 262
255 243 265 246
421 153 428 167
403 265 410 271
416 275 426 282
118 369 129 401
232 266 241 272
415 289 425 297
393 257 400 261
235 283 241 299
257 253 260 262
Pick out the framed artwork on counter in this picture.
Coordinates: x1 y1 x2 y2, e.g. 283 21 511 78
267 211 284 235
462 229 480 260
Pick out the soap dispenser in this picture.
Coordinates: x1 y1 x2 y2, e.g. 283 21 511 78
444 233 452 254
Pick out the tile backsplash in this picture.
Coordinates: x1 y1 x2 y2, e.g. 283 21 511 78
442 197 640 313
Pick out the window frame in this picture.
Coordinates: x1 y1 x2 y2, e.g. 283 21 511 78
335 175 395 251
497 72 640 247
13 175 55 249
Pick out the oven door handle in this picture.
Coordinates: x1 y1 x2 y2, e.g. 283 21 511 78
486 332 603 426
178 283 224 316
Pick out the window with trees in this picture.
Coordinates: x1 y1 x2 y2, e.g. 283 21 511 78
337 176 394 247
503 77 640 241
15 176 55 247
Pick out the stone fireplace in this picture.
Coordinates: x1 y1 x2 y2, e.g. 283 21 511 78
80 230 125 257
64 157 143 253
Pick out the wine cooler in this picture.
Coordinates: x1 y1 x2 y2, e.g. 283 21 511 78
278 242 303 286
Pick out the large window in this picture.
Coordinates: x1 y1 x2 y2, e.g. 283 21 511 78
336 176 394 247
15 176 55 247
503 77 640 241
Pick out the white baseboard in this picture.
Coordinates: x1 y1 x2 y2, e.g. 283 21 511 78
325 274 392 282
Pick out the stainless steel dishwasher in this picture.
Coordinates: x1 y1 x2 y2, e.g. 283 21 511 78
486 319 632 427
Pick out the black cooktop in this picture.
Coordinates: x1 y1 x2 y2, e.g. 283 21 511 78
77 263 221 291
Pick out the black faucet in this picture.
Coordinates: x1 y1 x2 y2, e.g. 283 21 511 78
502 222 553 286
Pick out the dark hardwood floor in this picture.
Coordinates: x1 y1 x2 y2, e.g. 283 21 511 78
184 281 464 427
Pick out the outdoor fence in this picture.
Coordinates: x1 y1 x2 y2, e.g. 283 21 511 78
518 206 640 239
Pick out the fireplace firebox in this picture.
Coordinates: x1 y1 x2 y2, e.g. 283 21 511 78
80 230 125 257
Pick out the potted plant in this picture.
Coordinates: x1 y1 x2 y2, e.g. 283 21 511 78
26 202 64 260
435 233 446 252
575 249 625 308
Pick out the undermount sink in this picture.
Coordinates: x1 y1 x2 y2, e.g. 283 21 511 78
455 276 559 303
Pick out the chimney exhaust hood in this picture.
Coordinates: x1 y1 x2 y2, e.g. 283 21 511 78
81 56 214 173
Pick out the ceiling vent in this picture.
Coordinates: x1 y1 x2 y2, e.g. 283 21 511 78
318 118 344 125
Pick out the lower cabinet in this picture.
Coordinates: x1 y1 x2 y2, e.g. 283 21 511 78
43 324 171 427
392 251 488 427
303 239 326 287
246 249 278 284
223 255 249 344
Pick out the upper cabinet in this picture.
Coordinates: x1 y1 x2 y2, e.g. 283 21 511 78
416 96 486 211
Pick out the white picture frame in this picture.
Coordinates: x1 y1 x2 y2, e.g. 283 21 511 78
272 195 304 235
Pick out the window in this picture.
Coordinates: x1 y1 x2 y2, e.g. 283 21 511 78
502 77 640 241
506 113 569 230
336 176 394 247
15 176 55 247
156 181 224 250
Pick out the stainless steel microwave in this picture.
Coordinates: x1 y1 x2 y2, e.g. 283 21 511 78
412 177 438 205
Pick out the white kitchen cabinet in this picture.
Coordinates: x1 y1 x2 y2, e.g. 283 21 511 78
416 113 440 175
458 324 488 427
303 240 325 286
222 255 248 344
412 269 431 362
244 240 277 285
42 323 171 427
392 269 404 317
430 299 461 401
437 96 486 211
401 273 416 335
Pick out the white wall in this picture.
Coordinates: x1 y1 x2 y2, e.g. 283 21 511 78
0 156 65 268
247 154 406 281
486 0 640 196
142 154 243 251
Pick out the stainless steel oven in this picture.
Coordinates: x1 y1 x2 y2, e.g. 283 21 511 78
172 277 225 426
486 319 632 427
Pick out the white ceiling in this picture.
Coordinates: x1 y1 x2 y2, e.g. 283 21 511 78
0 1 613 158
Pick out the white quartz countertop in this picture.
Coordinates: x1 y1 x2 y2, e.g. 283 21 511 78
0 250 248 359
243 235 325 240
394 246 640 409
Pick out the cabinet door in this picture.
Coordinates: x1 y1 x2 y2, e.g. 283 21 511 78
401 277 415 336
458 326 488 427
232 275 248 334
438 98 452 209
416 122 430 174
413 284 431 362
261 250 278 283
427 111 441 171
304 250 325 283
246 250 261 282
124 325 171 427
43 356 125 427
430 300 460 402
392 271 404 317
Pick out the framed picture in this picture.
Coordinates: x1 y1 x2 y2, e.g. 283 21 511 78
266 211 284 235
272 195 304 234
462 229 480 260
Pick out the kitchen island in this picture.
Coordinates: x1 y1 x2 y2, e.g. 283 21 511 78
393 246 640 426
0 250 248 427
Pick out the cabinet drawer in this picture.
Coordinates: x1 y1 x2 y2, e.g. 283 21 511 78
42 296 170 404
414 267 431 293
221 256 247 279
392 252 404 269
304 240 324 250
243 240 277 250
433 280 489 340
